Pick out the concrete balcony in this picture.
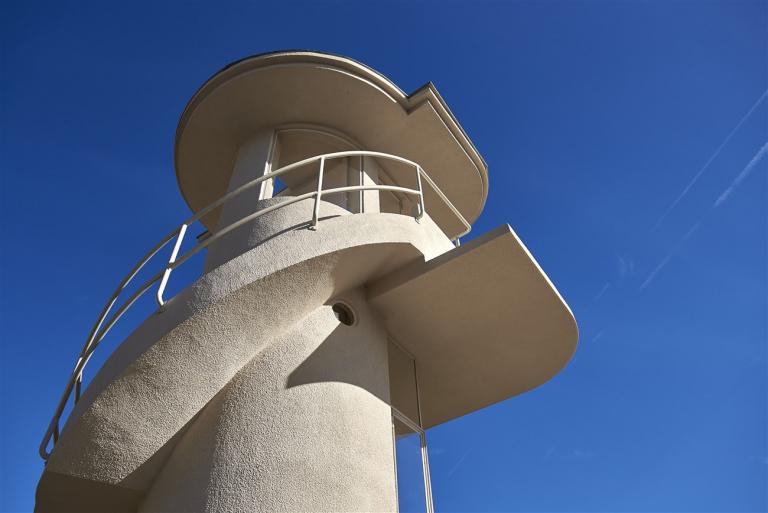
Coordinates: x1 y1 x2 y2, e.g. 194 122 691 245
39 150 469 462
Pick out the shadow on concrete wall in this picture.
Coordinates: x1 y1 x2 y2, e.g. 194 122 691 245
286 319 390 406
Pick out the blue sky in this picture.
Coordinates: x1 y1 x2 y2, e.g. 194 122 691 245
1 1 766 512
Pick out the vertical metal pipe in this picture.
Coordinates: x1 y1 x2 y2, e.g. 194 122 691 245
359 155 365 214
415 165 426 220
156 224 188 307
421 434 435 513
412 361 433 513
74 373 82 403
72 355 84 404
311 157 326 229
391 415 400 510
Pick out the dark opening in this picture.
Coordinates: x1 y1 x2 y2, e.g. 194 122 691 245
332 302 355 326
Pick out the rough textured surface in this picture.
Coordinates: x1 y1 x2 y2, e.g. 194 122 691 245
140 289 397 513
38 199 452 512
35 193 578 513
36 117 576 512
205 195 350 272
35 471 142 513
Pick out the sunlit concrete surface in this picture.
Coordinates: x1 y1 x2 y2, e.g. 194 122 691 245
36 50 577 513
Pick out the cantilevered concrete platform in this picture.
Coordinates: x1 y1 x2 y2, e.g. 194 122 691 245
368 224 578 427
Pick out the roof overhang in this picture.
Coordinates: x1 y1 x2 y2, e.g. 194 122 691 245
367 225 578 428
175 51 488 238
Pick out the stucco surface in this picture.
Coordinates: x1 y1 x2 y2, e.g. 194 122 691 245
38 201 452 511
139 289 397 513
205 196 351 272
37 174 577 513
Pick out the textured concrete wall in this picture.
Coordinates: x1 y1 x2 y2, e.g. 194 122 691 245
205 194 351 271
39 195 452 511
139 289 397 512
205 130 275 272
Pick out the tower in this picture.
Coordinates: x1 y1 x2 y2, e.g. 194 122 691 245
35 51 578 512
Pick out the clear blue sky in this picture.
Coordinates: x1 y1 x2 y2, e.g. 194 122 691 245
1 1 766 512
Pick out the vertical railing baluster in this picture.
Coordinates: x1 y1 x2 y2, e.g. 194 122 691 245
359 155 365 214
311 157 326 229
415 165 426 220
421 432 435 513
156 224 188 307
72 355 84 404
75 372 82 403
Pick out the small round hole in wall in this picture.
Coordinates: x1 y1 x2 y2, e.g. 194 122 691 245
332 302 356 326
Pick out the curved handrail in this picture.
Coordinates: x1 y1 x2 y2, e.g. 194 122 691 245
39 150 471 460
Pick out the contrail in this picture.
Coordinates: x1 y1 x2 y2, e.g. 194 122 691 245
591 329 606 344
641 141 768 292
594 282 611 300
651 89 768 231
639 221 702 291
714 142 768 207
446 450 471 479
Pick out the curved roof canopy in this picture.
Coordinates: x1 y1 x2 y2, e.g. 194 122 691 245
175 51 489 238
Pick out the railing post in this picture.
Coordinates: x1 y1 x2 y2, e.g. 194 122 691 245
415 165 426 220
75 373 82 403
72 355 84 404
421 432 435 513
359 155 365 214
156 223 188 308
311 157 326 229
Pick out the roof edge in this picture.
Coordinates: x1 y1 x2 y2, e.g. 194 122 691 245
173 50 489 220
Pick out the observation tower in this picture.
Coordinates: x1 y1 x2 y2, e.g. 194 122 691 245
35 51 578 513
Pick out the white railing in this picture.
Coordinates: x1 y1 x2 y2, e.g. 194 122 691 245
39 150 471 460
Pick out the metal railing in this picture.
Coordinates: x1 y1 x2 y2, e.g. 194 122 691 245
39 150 471 460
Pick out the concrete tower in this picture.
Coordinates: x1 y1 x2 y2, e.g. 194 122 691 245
36 51 578 513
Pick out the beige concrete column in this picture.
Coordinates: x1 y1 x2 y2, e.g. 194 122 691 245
204 130 275 272
139 290 398 513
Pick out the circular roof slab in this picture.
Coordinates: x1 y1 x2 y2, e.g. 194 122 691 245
175 51 489 238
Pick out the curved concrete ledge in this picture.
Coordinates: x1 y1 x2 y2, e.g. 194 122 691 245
204 196 350 272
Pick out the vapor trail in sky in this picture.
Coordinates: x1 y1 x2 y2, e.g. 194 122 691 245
640 221 702 291
641 140 768 291
714 141 768 207
651 89 768 231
